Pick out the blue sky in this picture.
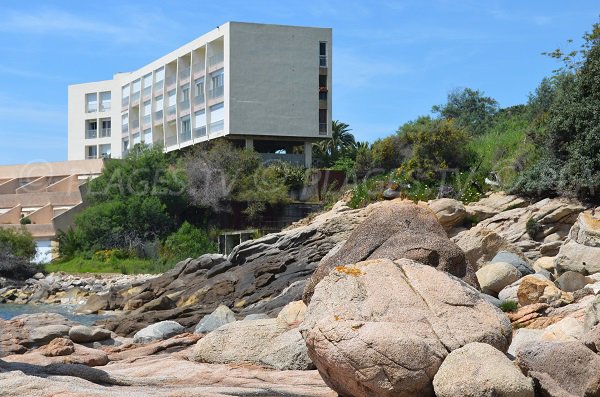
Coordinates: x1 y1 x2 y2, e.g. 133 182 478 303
0 1 598 165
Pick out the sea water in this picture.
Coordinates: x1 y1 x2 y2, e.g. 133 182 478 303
0 303 110 325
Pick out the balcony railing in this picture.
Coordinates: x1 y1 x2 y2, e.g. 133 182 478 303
193 126 207 138
100 128 111 138
209 85 224 99
192 63 204 76
86 129 97 139
179 100 190 110
319 56 327 68
166 135 177 147
208 53 224 67
179 67 190 80
194 95 205 106
99 103 111 112
179 130 192 142
209 119 224 132
166 74 176 87
154 110 163 122
131 119 140 129
167 105 176 116
86 155 98 160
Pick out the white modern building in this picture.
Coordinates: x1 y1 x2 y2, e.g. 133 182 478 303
68 22 332 167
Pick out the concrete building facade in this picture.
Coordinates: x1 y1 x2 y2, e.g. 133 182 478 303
68 22 332 167
0 160 104 263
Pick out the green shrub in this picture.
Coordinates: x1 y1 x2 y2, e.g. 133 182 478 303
0 249 38 280
161 222 217 263
500 300 519 312
19 217 31 225
526 217 541 239
0 228 36 261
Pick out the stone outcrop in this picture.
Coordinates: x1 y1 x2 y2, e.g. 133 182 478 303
432 342 534 397
194 304 236 334
94 201 372 336
300 258 512 397
304 201 476 303
428 198 467 230
555 212 600 275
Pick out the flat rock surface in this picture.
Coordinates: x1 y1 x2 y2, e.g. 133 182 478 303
0 354 336 397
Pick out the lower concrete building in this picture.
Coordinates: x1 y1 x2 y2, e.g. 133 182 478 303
0 159 104 263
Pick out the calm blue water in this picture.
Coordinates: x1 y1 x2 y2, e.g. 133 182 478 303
0 304 111 325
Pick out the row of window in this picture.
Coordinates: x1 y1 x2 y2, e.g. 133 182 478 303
85 119 111 139
85 144 111 159
86 92 111 113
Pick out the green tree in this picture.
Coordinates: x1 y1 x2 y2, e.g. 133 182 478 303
161 222 217 262
0 228 36 261
314 120 356 166
432 88 499 135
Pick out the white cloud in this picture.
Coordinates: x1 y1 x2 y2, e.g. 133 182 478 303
333 49 410 89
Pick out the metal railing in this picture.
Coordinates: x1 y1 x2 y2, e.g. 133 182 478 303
193 126 207 138
209 85 224 99
208 53 224 67
86 155 97 160
86 129 97 139
100 128 111 138
179 129 192 142
194 94 205 105
209 119 224 132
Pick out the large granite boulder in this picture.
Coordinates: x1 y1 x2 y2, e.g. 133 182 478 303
516 341 600 397
300 258 512 397
428 198 467 230
491 251 534 277
133 321 185 344
304 201 476 303
517 275 573 307
433 342 534 397
194 304 236 334
68 325 112 343
555 213 600 275
0 313 75 356
259 328 314 370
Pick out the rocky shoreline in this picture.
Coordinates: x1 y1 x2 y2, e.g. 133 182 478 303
2 192 600 396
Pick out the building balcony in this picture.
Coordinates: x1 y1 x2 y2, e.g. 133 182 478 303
122 125 129 134
179 100 190 110
86 129 97 139
122 97 130 108
167 105 176 116
131 119 140 129
194 95 205 107
179 130 192 143
193 126 207 138
208 53 224 69
154 110 163 123
142 87 151 99
319 56 328 68
154 81 164 94
192 63 205 78
100 128 111 138
209 86 224 100
86 155 98 160
319 123 328 135
165 135 177 147
209 119 224 133
131 92 140 105
179 67 190 82
143 115 151 125
166 75 176 89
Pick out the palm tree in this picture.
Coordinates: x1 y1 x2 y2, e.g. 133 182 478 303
314 120 356 166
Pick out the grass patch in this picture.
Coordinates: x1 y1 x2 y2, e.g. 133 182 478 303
45 257 176 274
499 300 519 313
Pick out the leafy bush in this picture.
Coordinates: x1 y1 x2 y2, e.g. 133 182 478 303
526 217 541 239
371 135 408 171
161 222 217 262
0 228 36 261
267 160 307 191
0 248 38 280
432 87 499 136
20 217 31 225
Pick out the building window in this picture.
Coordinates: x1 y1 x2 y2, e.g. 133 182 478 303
99 92 111 112
86 93 98 113
122 113 129 133
180 84 190 109
86 145 97 159
209 103 224 132
167 91 176 116
194 110 206 138
155 95 164 120
132 132 141 145
143 100 151 125
180 116 191 142
99 144 111 159
101 119 111 137
319 42 328 67
86 120 97 139
319 109 328 135
122 138 129 157
209 69 224 99
194 78 205 105
143 128 152 144
121 85 130 107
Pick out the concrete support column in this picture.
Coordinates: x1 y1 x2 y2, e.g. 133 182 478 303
304 141 312 168
245 138 254 150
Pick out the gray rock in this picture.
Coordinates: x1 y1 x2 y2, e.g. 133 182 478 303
584 295 600 330
433 342 534 397
29 325 72 346
480 293 502 307
516 341 600 397
507 328 543 357
556 271 592 292
555 240 600 275
194 305 236 334
259 328 314 370
68 325 112 343
476 262 522 295
492 251 534 277
132 321 185 344
383 188 401 199
33 273 45 280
